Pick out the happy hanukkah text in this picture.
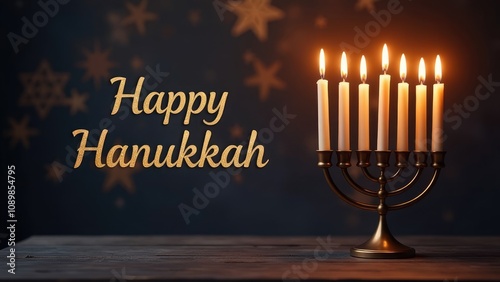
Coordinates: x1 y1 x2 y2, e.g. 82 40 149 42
71 77 269 169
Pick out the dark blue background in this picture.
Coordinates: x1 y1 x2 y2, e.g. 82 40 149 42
1 0 499 245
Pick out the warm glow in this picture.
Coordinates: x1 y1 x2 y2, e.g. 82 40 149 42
418 57 426 84
319 49 325 78
360 55 367 83
400 54 407 82
341 52 347 80
435 55 442 83
382 44 389 72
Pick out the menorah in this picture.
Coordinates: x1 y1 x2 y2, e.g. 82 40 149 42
317 150 445 258
315 45 446 258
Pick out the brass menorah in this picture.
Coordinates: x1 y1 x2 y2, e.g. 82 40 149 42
317 149 445 258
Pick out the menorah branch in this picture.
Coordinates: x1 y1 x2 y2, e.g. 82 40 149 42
317 149 446 258
388 151 446 210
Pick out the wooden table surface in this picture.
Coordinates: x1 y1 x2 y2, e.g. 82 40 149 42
1 235 500 281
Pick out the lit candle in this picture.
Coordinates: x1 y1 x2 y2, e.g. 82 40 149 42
338 52 350 151
377 44 391 151
432 55 444 151
358 55 370 151
415 58 427 151
317 49 330 150
397 54 409 151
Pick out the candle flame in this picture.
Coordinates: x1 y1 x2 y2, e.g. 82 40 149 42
319 49 325 78
418 57 426 84
360 55 367 83
400 54 407 82
341 52 347 80
435 55 442 83
382 44 389 73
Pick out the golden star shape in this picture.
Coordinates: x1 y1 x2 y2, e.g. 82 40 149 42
230 124 244 139
103 166 141 194
229 0 284 41
187 9 201 26
245 59 285 101
4 116 38 149
78 42 116 88
315 15 327 29
122 0 158 35
356 0 377 11
45 162 63 183
130 56 144 70
65 89 88 115
19 60 69 118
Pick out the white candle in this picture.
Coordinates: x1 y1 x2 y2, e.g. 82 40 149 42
377 44 391 151
317 49 330 150
338 52 350 151
415 58 427 152
397 54 409 151
432 55 444 152
358 55 370 151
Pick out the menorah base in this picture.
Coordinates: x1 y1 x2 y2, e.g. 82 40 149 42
350 215 415 259
351 242 415 259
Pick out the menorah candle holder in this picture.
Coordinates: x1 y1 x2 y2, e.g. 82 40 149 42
317 149 446 258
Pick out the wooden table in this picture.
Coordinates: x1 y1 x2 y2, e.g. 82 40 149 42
1 236 500 281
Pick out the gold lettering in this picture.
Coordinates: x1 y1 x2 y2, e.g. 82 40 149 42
176 131 198 167
71 129 268 169
143 92 165 114
184 92 207 125
244 130 269 168
164 92 186 125
110 77 144 115
72 129 107 168
204 91 228 126
198 130 220 167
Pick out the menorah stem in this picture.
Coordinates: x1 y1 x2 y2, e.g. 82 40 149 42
350 152 416 258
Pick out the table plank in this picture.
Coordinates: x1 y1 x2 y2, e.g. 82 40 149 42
1 236 499 281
